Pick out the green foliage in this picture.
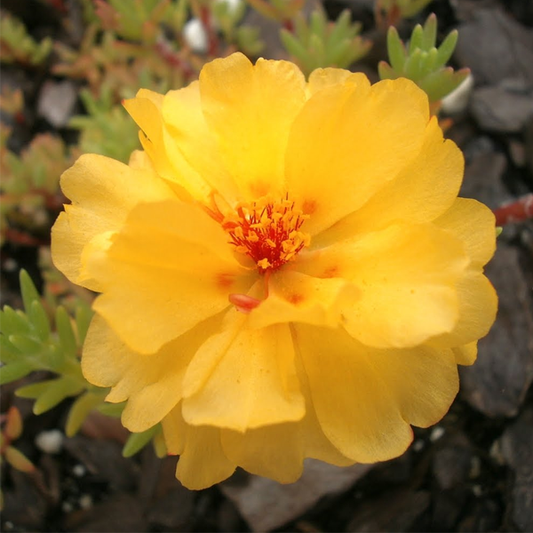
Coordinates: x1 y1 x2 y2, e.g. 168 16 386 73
95 0 189 42
69 86 140 163
0 130 74 246
280 8 371 76
246 0 304 22
379 13 469 103
0 272 161 458
0 271 90 387
123 424 162 457
0 14 53 66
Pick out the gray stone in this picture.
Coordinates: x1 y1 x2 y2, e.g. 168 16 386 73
500 409 533 532
470 84 533 133
220 459 373 531
455 8 533 88
460 244 533 418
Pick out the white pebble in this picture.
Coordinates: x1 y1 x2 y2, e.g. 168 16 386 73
62 501 74 513
72 464 86 477
183 18 208 53
441 73 474 114
35 429 64 454
79 494 93 510
429 426 445 442
412 439 425 452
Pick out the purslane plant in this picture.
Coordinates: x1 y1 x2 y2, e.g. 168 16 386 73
51 53 497 489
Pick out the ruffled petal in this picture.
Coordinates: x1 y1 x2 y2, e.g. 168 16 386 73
452 342 478 366
286 78 430 235
51 154 174 291
175 420 236 490
294 324 414 462
123 89 212 201
435 198 496 268
297 223 468 348
86 199 254 354
182 311 305 431
162 82 239 205
307 68 369 95
199 52 307 200
248 270 359 330
316 117 463 245
429 271 497 350
82 313 225 432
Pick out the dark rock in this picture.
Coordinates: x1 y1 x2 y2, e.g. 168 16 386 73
460 142 511 210
524 117 533 179
63 436 138 492
455 8 533 88
470 83 533 133
460 244 533 418
1 469 48 530
500 408 533 532
431 488 469 532
220 460 373 531
432 440 474 490
457 497 502 532
346 489 430 532
147 487 195 531
64 494 148 532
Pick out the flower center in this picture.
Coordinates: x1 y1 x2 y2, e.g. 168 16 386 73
222 196 310 272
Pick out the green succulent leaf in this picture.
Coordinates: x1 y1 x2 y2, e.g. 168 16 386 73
66 391 108 437
380 13 465 104
122 425 160 458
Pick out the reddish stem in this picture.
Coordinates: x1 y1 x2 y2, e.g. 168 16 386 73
2 228 47 247
199 6 220 57
493 194 533 226
283 19 295 33
155 41 195 80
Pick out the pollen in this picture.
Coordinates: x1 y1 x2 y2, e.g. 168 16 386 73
222 196 310 272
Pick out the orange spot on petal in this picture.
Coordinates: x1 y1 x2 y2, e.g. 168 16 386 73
302 198 317 215
287 293 304 305
216 273 234 289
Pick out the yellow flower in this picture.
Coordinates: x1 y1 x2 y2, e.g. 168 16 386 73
51 53 497 490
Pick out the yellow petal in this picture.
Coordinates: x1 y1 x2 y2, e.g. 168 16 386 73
182 312 305 431
161 404 187 455
318 117 463 244
435 198 496 268
124 90 211 201
199 52 306 200
82 313 225 432
307 68 369 95
162 82 239 205
248 270 359 330
176 422 236 490
365 344 459 428
286 78 429 235
87 199 253 354
51 154 174 291
295 324 414 462
429 271 497 350
221 424 305 483
452 342 478 366
299 223 468 348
